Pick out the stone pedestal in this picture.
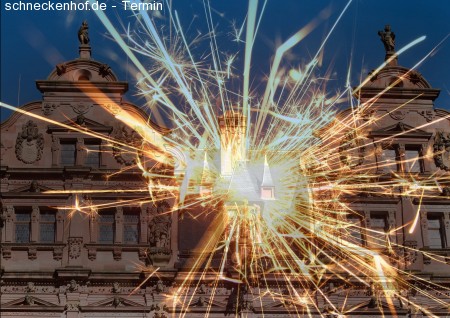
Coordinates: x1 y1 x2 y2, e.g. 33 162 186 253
79 44 91 59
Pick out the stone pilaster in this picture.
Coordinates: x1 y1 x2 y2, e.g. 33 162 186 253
30 206 39 243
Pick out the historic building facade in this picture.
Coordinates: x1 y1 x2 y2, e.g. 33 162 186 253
1 24 449 317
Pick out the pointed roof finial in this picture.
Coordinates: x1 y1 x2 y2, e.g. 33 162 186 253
78 21 92 59
261 155 274 187
201 152 215 184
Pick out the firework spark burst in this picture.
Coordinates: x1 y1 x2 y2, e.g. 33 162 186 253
1 0 450 317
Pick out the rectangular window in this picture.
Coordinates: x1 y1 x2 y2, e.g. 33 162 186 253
85 141 100 168
428 216 446 249
123 209 140 244
347 215 364 246
383 148 399 172
404 149 422 173
98 211 115 244
369 213 388 248
61 142 76 166
15 211 31 243
40 211 56 243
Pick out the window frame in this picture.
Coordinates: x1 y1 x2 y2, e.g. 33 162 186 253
427 214 446 249
368 212 389 249
39 209 57 243
97 210 115 244
346 214 365 247
83 139 101 168
403 145 424 173
14 208 32 243
123 207 140 244
60 139 77 166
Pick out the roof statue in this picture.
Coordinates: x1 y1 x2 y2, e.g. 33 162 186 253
78 21 90 45
378 24 395 54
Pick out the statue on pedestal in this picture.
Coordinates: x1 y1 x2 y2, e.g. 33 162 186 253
378 25 395 53
78 21 90 45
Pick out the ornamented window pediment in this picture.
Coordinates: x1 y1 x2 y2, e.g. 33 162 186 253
87 296 144 308
369 121 432 138
2 295 59 307
9 180 54 193
47 115 113 133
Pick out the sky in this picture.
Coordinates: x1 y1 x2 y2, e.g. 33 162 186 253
1 0 450 122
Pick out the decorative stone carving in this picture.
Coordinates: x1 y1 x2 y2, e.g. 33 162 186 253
113 295 122 307
409 71 421 84
389 109 407 121
99 64 111 77
28 247 37 260
56 63 67 76
138 247 148 262
87 246 97 261
53 246 63 261
154 280 165 294
403 240 418 266
15 120 44 164
103 103 121 115
112 282 122 294
65 303 80 311
25 282 36 293
68 237 83 259
67 279 79 292
24 294 35 305
150 303 169 318
418 110 433 122
29 180 40 192
112 124 142 166
70 102 92 115
433 131 450 171
148 201 172 264
42 102 59 115
339 130 365 168
113 246 122 261
2 246 12 259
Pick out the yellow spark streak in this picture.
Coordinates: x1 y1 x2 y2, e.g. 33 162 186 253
408 188 425 234
242 0 258 121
